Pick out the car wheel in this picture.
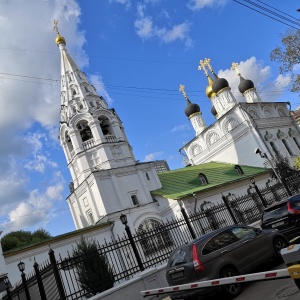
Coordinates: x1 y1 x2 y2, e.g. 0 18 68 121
219 267 242 299
273 237 289 260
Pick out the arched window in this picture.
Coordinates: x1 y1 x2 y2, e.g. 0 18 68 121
282 139 294 155
98 116 112 136
65 132 74 154
198 173 208 185
77 120 93 142
137 219 173 256
270 141 280 155
293 137 300 150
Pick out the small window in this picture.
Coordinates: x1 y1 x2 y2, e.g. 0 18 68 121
234 165 244 175
84 86 89 92
131 195 139 205
282 139 294 155
146 172 150 180
293 137 300 150
86 209 94 225
270 141 280 155
198 173 208 185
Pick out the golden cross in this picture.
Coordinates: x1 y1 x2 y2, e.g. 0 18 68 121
53 20 59 34
179 84 188 100
204 58 214 74
198 60 209 76
232 62 241 76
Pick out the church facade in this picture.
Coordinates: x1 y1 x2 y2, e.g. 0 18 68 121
180 59 300 170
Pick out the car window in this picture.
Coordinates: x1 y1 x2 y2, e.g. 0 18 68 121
202 231 236 255
231 227 256 240
169 248 189 267
262 203 287 222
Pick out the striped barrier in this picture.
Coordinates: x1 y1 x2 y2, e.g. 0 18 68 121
140 268 293 297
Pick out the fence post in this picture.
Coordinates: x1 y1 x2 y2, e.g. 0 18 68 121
48 248 66 300
250 178 268 208
120 214 145 272
33 260 47 300
180 202 196 239
221 195 238 224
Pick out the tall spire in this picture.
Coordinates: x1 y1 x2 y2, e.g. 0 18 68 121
54 23 136 189
179 84 206 136
232 62 261 102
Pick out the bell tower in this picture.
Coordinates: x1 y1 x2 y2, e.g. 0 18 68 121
54 22 162 229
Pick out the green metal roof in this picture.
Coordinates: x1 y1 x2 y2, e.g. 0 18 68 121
152 162 269 199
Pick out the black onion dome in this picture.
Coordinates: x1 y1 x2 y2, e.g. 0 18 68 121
238 76 254 94
185 99 200 117
211 105 217 116
212 77 229 93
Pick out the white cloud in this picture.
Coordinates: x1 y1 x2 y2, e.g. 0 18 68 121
90 74 114 104
144 151 163 161
1 172 65 234
188 0 229 10
171 124 191 132
0 0 91 233
217 56 291 102
134 4 191 46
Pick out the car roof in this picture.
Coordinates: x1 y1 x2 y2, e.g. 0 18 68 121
187 224 248 245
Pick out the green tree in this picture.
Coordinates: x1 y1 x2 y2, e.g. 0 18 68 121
294 156 300 170
270 29 300 94
272 153 297 179
72 236 114 296
1 229 51 252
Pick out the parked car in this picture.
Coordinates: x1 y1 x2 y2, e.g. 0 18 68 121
261 194 300 241
165 224 288 300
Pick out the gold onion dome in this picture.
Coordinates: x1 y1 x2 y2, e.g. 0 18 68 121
205 76 216 99
56 34 66 45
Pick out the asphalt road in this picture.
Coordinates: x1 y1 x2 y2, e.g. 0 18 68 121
162 260 300 300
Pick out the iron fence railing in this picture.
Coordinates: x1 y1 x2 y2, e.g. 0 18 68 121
4 172 300 300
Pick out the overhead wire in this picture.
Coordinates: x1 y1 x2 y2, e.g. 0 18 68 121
233 0 300 30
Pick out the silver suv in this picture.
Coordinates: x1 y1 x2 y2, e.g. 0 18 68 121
166 225 288 299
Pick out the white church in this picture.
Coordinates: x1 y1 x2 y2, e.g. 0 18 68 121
1 27 300 292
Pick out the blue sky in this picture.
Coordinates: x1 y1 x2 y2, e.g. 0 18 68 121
0 0 299 237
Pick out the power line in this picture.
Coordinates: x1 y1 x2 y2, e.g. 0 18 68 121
233 0 299 30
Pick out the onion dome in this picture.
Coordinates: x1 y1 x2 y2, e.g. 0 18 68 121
205 75 216 99
238 76 254 94
212 76 229 93
185 99 200 117
56 34 66 45
211 105 217 116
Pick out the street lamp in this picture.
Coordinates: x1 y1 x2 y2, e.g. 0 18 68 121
120 213 127 225
119 214 144 271
18 261 31 300
250 178 268 208
3 276 12 300
254 148 292 196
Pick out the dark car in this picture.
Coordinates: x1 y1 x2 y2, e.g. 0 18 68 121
165 225 288 300
261 194 300 241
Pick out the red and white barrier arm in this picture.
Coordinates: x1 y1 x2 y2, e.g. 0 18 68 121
140 269 290 297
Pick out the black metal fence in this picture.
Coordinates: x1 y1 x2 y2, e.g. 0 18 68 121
4 173 300 300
